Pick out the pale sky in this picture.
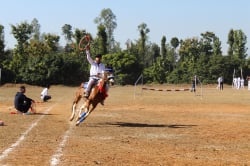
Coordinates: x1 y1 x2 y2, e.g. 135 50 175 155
0 0 249 55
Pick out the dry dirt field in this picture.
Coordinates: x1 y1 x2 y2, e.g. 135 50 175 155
0 84 250 166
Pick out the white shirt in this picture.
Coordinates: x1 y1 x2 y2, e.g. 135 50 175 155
86 50 105 77
41 88 48 99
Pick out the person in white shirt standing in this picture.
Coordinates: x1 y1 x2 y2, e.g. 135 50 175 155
41 84 52 102
240 77 244 89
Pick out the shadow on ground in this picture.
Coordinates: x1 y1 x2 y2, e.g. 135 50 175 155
95 122 197 128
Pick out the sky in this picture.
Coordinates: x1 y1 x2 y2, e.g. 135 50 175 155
0 0 249 55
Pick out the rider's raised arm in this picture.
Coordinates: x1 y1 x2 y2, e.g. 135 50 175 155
86 50 95 65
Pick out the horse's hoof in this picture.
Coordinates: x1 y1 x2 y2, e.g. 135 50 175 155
75 121 80 126
69 115 74 121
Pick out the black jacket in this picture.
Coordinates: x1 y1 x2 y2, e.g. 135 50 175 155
14 92 33 113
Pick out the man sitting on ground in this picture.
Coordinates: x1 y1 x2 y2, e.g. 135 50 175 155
14 86 35 114
41 84 52 102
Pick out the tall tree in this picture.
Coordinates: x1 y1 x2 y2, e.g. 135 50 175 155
233 29 247 60
73 28 87 45
227 29 234 56
31 18 41 41
10 21 34 82
137 22 150 70
212 37 222 56
62 24 73 43
200 31 216 56
150 43 160 64
170 37 179 49
11 21 33 53
161 36 167 60
227 29 248 69
94 8 117 53
170 37 179 69
96 24 108 55
0 24 5 55
179 38 200 76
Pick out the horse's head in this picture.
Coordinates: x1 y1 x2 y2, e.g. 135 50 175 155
105 68 115 86
91 68 114 98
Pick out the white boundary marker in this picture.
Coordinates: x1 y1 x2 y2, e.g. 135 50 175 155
50 124 74 166
0 103 57 161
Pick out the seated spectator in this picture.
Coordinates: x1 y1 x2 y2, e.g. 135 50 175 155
41 84 52 102
14 86 35 114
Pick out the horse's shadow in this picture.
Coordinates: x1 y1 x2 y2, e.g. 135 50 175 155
104 122 197 128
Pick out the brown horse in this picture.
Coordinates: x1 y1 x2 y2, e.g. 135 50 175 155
70 71 114 126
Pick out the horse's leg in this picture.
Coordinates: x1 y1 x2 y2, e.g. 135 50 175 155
75 87 100 126
77 101 87 121
80 93 103 122
75 100 91 126
70 87 83 121
69 102 76 121
81 101 98 121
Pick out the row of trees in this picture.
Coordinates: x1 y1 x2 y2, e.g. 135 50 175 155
0 8 248 86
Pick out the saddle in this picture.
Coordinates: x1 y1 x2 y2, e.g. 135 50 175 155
82 79 107 99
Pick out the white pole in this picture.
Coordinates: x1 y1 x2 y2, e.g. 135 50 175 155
134 74 143 99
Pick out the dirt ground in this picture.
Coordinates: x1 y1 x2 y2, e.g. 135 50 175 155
0 84 250 166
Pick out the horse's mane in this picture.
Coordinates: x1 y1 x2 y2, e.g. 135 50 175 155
97 72 109 97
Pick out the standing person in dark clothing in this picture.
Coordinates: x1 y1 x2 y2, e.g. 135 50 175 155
191 76 197 92
219 76 224 90
14 86 35 114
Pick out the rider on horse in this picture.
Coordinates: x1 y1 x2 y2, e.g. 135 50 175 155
84 47 106 104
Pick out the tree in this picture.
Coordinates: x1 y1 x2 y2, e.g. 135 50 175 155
71 28 87 54
178 38 200 77
170 37 180 69
137 22 150 70
212 37 222 56
170 37 179 49
42 33 60 52
10 21 34 82
0 24 5 56
161 36 167 60
150 43 160 65
233 30 247 61
11 21 33 53
227 29 248 69
200 31 216 56
103 52 141 85
96 24 108 55
227 29 234 56
62 24 73 43
31 18 41 41
94 8 117 53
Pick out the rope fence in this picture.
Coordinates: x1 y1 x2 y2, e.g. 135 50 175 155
142 87 190 92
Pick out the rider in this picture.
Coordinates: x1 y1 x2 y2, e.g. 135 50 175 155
84 46 106 102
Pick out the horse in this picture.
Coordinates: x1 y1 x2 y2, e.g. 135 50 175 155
70 70 114 126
